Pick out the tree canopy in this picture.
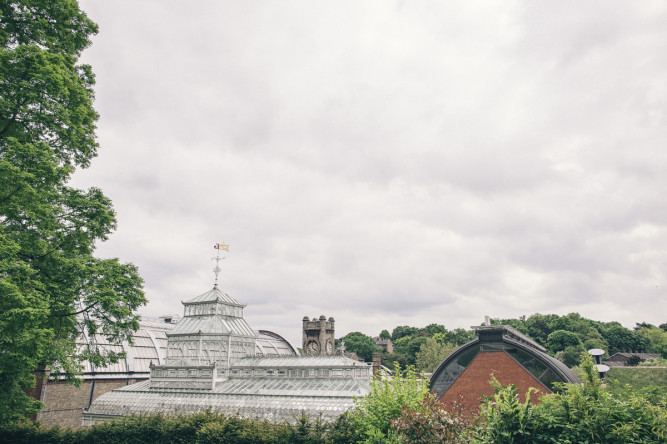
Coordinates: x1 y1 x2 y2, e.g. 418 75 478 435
415 337 457 373
391 325 420 342
341 332 379 362
547 329 582 354
0 0 146 423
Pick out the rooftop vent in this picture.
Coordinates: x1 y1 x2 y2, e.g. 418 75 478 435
588 349 609 379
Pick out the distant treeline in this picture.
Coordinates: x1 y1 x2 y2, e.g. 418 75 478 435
339 313 667 370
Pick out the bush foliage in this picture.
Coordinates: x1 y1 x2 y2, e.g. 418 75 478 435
472 354 666 444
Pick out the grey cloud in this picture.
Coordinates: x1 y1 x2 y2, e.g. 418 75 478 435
73 1 667 346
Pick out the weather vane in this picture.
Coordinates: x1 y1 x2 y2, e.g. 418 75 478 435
212 242 229 287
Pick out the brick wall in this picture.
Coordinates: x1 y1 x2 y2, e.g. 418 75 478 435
38 378 143 428
26 366 49 421
439 351 550 414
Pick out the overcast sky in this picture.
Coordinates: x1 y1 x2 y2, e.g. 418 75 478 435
73 0 667 348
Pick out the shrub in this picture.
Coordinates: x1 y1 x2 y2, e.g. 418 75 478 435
626 355 644 366
473 378 539 444
391 395 472 444
472 353 667 443
195 416 276 444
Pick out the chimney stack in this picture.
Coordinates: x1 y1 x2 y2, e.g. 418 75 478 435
372 352 382 376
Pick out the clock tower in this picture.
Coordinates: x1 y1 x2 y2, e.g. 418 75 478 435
302 315 335 356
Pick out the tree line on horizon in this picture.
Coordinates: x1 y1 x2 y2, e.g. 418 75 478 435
339 313 667 372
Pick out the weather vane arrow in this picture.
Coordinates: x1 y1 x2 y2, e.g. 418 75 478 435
212 242 229 287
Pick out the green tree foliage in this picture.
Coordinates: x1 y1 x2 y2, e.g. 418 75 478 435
497 312 667 357
604 325 651 355
381 352 408 371
634 322 655 331
391 325 420 342
341 332 379 362
445 327 475 345
494 316 529 334
424 323 446 336
347 365 431 443
383 324 474 367
432 332 447 343
0 0 146 423
582 329 608 353
393 335 428 366
523 313 560 345
378 329 390 340
555 344 586 367
547 329 582 354
636 326 667 358
625 355 644 366
415 337 457 373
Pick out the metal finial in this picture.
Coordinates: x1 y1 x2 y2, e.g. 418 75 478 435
212 242 229 287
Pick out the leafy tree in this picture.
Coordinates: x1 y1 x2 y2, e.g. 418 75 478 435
424 323 446 336
432 332 447 344
581 329 608 353
445 327 475 345
415 337 457 373
0 0 146 423
341 332 379 362
636 326 667 358
555 345 586 367
546 330 582 354
379 329 391 340
391 325 419 342
381 353 408 371
393 335 428 366
604 325 650 355
634 321 655 331
392 335 411 353
524 313 560 346
549 316 575 333
494 317 529 335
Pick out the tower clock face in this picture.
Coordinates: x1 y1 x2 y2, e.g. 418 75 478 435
307 341 319 355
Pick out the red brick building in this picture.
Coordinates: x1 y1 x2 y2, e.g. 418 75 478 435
430 323 579 413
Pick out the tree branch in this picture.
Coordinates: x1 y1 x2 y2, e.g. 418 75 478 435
50 300 98 317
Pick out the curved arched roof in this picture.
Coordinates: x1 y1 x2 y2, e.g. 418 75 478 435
75 320 172 377
256 330 298 356
430 325 580 398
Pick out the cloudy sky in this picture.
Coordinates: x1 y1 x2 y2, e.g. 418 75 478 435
73 0 667 348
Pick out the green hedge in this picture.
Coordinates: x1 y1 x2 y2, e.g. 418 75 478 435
0 412 345 444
